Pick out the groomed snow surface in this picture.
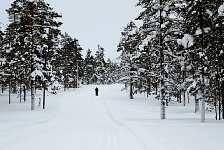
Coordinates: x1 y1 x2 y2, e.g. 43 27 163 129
0 84 224 150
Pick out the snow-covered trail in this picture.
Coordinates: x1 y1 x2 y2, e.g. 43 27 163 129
1 84 224 150
0 85 147 150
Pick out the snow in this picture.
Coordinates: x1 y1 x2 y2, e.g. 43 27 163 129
163 5 169 11
206 9 213 17
196 27 210 35
168 11 177 20
0 84 224 150
196 28 202 35
30 69 43 79
178 34 194 48
161 11 167 18
218 4 224 16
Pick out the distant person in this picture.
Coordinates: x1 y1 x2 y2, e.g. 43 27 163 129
95 87 99 96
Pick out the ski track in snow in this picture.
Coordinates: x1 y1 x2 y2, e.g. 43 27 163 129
0 85 148 150
93 97 117 150
0 93 63 149
1 84 223 150
101 96 147 150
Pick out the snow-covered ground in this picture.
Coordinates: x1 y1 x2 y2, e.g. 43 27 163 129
0 84 223 150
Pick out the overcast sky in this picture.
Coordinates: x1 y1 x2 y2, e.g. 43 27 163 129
0 0 141 60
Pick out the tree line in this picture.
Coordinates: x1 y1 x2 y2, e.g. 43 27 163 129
0 0 117 110
116 0 224 121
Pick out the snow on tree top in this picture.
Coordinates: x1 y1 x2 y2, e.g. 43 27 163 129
218 4 224 16
177 34 194 48
31 69 43 80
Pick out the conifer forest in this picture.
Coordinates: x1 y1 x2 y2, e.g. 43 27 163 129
0 0 224 122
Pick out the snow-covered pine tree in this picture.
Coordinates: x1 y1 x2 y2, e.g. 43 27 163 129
32 0 62 109
117 21 140 99
108 57 126 85
3 0 62 109
136 0 184 119
183 0 218 122
58 33 83 90
2 0 32 104
83 49 95 84
204 1 224 119
94 45 107 84
105 58 119 84
0 26 5 93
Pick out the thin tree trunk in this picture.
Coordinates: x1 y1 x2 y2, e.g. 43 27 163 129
31 80 35 110
215 91 218 120
159 0 165 119
183 91 186 106
130 78 133 99
221 81 224 119
20 83 22 103
218 80 221 120
147 77 151 97
43 81 46 109
183 70 186 106
179 91 182 103
201 69 205 123
23 85 26 102
13 82 17 94
195 94 200 113
64 80 66 91
187 92 190 103
201 97 205 123
9 81 11 104
155 82 158 95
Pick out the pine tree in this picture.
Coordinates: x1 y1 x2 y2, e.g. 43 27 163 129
58 33 83 90
181 0 220 122
105 58 119 84
117 21 140 99
0 26 5 93
205 1 224 120
136 0 184 118
94 45 107 84
83 49 95 84
2 0 62 109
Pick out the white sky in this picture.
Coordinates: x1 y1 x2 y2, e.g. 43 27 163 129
0 0 141 60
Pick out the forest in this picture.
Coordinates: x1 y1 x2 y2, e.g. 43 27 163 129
0 0 224 121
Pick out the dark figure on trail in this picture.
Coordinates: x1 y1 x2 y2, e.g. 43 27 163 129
95 87 99 96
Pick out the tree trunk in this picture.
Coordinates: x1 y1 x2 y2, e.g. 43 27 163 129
215 92 218 120
9 81 11 104
161 100 166 119
187 92 190 103
64 80 66 91
20 84 22 103
31 80 35 110
183 91 186 106
155 82 158 95
218 80 221 120
13 83 17 94
179 91 182 103
125 82 127 90
147 77 151 97
221 81 224 119
195 95 199 113
159 0 165 119
130 78 133 99
201 96 205 123
43 81 46 109
23 85 26 102
201 69 205 123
